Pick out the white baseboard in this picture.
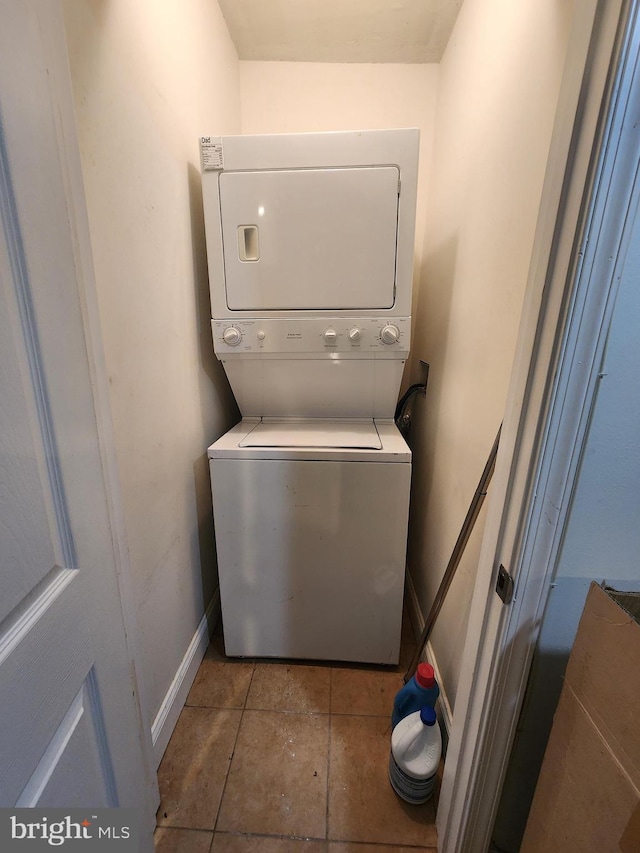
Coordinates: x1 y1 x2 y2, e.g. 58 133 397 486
405 569 453 745
151 589 221 768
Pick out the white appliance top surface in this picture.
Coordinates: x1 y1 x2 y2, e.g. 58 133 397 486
239 419 382 449
209 419 410 462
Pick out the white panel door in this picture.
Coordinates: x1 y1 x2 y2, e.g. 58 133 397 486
0 0 155 839
219 166 400 310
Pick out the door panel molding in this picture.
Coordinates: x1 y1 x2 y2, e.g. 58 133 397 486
16 687 86 807
0 110 76 570
0 567 77 667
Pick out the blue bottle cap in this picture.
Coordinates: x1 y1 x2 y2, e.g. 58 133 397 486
420 705 437 726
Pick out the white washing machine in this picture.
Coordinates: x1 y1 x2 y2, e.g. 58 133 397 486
209 419 411 663
200 129 419 664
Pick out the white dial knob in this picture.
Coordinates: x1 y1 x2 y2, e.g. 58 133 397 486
324 328 338 344
349 328 362 343
257 330 266 341
222 326 241 346
380 324 400 345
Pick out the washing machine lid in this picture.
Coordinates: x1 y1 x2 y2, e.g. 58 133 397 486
208 419 411 462
239 419 382 449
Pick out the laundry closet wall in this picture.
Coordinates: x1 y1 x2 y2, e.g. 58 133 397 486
61 0 240 749
407 0 576 715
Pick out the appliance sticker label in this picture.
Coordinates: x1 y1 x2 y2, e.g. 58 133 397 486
200 137 224 171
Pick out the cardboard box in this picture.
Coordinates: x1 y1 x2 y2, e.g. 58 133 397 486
521 582 640 853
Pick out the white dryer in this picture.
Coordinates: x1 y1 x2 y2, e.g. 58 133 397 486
200 129 419 664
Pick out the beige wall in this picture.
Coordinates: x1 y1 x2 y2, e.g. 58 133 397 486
240 61 438 292
62 0 240 725
407 0 575 709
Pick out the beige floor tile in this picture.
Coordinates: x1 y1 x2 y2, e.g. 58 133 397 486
212 835 328 852
154 827 213 853
329 844 435 852
217 710 329 838
186 642 254 709
246 663 331 713
328 715 437 847
157 707 242 831
330 668 403 718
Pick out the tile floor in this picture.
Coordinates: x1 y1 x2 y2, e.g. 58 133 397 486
154 614 438 853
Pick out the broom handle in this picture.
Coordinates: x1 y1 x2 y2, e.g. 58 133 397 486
404 425 502 684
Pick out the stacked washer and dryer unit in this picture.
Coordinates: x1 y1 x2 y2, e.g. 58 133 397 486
200 129 419 665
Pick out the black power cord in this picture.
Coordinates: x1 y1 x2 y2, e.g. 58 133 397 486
394 364 429 436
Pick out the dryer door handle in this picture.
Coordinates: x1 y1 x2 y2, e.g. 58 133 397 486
237 225 260 262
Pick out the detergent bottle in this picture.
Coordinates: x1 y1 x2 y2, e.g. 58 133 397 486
391 662 439 728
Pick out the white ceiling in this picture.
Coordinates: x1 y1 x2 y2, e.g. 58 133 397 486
217 0 464 64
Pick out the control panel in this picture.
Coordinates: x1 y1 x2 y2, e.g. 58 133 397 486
212 317 411 355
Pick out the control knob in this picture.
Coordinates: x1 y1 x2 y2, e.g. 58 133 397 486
349 328 362 343
222 326 242 346
324 328 338 344
380 324 400 345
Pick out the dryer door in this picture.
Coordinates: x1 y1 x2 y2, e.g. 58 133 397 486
219 166 400 311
